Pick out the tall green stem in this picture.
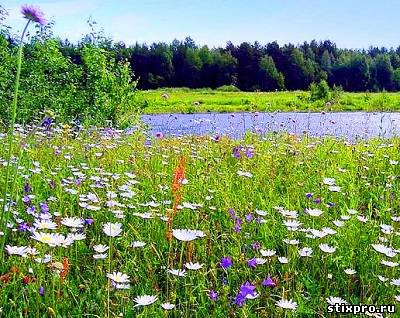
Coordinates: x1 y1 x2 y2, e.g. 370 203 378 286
0 20 30 258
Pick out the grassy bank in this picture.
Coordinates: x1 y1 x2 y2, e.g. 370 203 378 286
137 88 400 114
0 126 399 316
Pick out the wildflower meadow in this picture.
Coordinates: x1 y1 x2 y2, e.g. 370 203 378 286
0 3 399 318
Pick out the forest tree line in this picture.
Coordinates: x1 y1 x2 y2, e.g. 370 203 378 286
1 5 400 93
61 37 400 92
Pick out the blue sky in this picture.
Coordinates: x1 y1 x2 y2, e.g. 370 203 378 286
2 0 399 49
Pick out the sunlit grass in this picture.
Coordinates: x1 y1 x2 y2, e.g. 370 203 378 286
0 126 399 317
134 88 400 114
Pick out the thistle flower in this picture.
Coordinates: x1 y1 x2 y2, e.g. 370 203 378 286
21 5 47 25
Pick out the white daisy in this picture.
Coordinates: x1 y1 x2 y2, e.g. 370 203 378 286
319 244 336 254
106 271 130 284
328 186 341 192
133 295 158 307
184 262 204 270
172 229 205 241
305 208 323 217
5 245 29 257
131 241 146 248
61 217 84 228
377 275 387 282
278 257 289 264
93 253 107 259
33 219 58 230
298 247 313 257
255 258 268 265
102 222 122 237
168 269 186 277
161 302 175 310
326 296 348 305
276 298 297 310
372 244 397 258
344 268 356 275
381 260 399 267
93 244 109 253
260 249 276 257
333 220 344 227
323 178 336 185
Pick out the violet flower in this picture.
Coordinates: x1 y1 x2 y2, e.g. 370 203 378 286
21 5 47 25
220 257 233 269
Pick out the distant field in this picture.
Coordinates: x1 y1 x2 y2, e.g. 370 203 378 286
137 88 400 114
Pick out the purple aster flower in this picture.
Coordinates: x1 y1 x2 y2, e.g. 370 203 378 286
239 281 256 298
212 135 221 142
39 202 49 214
245 214 253 222
247 258 257 268
209 290 218 301
75 178 83 186
41 117 52 128
155 132 164 139
49 180 56 189
232 146 241 159
220 257 233 269
26 206 35 215
305 192 313 199
261 275 276 288
245 148 254 158
144 139 152 146
18 222 29 232
228 208 236 220
251 241 261 250
39 286 45 296
313 197 321 204
22 195 31 204
84 218 94 226
23 183 31 193
234 292 246 307
21 5 47 25
233 223 241 233
256 217 262 224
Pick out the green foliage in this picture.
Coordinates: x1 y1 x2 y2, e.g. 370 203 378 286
309 80 331 102
0 37 138 126
81 45 137 125
216 85 240 92
259 55 285 90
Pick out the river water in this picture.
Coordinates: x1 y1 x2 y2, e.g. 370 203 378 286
141 112 400 139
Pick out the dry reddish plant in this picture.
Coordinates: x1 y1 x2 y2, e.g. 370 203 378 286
166 156 186 241
60 257 70 283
